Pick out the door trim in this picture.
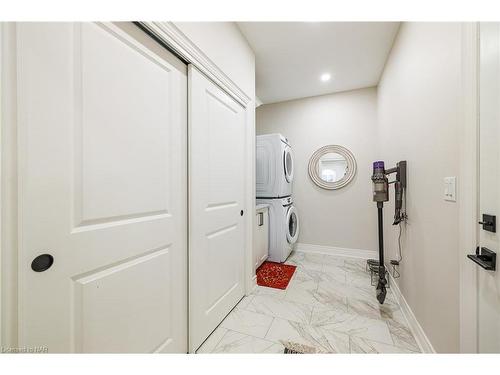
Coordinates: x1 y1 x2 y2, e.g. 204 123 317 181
0 22 19 350
138 22 251 108
458 22 479 353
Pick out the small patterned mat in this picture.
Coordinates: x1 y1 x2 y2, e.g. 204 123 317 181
281 341 323 354
256 261 296 289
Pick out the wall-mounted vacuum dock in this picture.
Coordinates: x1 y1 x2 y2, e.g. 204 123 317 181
370 160 407 304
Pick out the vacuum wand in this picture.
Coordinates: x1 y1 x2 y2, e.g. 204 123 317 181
371 161 389 304
371 160 406 304
377 203 386 304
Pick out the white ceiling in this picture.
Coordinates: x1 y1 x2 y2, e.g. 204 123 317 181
237 22 400 104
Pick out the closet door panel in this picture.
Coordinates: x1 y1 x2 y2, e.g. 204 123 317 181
189 66 246 352
17 22 188 353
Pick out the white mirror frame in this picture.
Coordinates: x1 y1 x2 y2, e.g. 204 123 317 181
308 145 357 190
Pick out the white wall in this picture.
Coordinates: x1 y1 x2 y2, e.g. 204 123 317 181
257 88 378 252
174 22 255 99
377 22 462 353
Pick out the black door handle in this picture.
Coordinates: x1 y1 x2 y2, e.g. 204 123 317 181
240 210 244 216
31 254 54 272
478 214 496 233
467 247 496 271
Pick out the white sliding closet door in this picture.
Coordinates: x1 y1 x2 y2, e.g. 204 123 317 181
17 22 188 353
189 66 247 352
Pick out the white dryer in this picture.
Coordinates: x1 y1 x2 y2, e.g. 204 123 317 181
256 134 294 198
256 196 299 263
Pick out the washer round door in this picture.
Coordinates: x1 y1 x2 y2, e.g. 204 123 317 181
286 205 299 244
283 146 294 183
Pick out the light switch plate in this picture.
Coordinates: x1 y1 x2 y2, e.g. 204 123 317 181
444 177 456 202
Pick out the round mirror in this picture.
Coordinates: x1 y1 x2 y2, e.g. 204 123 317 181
317 152 348 183
308 145 356 189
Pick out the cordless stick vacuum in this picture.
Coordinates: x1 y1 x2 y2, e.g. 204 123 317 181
371 160 407 304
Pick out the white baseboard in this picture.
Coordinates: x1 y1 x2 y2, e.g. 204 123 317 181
296 242 435 353
389 273 436 353
296 242 377 260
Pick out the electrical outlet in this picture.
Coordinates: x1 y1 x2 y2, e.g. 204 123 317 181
444 177 456 202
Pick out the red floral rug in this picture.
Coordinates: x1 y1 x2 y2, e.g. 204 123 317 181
256 261 297 290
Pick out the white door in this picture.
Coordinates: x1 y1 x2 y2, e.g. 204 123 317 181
17 22 188 353
189 66 246 352
476 22 500 353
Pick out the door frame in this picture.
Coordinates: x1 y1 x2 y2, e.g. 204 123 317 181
0 22 20 350
458 22 479 353
0 21 256 350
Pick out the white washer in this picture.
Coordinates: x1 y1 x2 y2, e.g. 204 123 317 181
256 134 294 198
256 196 299 263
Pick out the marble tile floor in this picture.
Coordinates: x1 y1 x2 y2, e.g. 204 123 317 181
197 251 421 354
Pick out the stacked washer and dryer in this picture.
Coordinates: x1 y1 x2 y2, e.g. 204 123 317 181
256 134 300 263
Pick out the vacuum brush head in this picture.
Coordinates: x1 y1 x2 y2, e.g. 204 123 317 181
376 281 387 304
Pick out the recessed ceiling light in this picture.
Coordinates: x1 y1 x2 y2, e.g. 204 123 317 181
320 73 331 82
